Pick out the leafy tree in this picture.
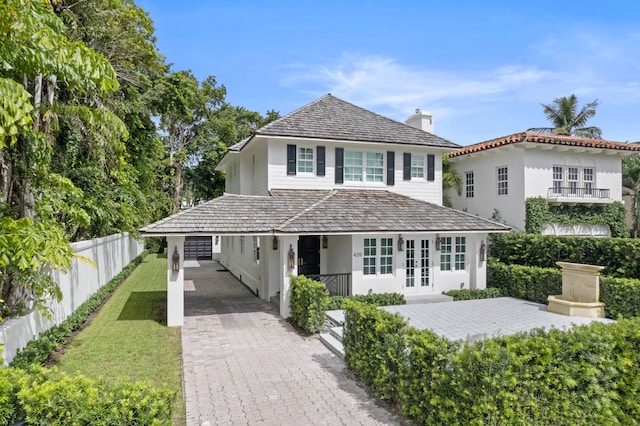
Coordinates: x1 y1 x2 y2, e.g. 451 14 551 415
528 95 602 138
0 0 119 315
623 155 640 237
442 154 461 207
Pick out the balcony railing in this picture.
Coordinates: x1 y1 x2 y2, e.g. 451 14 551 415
547 187 610 200
307 273 352 297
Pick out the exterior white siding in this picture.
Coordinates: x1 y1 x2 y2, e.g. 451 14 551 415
266 137 444 204
219 236 262 295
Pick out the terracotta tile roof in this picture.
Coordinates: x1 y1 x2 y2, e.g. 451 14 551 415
140 189 509 235
448 131 640 158
252 94 459 149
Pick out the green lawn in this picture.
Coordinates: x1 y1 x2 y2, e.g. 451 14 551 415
56 254 184 424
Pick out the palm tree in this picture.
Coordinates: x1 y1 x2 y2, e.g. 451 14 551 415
528 95 602 139
442 154 461 207
623 155 640 237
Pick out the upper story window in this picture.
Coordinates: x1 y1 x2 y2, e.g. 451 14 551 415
465 171 474 198
344 151 384 182
297 147 313 173
551 165 596 197
404 153 435 181
497 166 508 195
411 156 424 178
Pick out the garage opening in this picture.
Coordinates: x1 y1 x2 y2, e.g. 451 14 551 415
184 236 213 260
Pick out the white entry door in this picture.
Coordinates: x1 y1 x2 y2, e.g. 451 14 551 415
405 239 431 292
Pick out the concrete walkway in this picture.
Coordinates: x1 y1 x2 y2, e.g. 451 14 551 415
182 261 405 426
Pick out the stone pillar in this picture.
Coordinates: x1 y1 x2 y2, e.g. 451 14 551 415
167 236 185 327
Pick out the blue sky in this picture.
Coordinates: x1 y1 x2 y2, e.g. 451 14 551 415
137 1 640 146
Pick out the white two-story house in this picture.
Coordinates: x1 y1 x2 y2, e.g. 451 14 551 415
142 94 509 322
446 132 640 234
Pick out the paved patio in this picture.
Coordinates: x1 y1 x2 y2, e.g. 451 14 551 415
182 260 407 426
382 297 613 341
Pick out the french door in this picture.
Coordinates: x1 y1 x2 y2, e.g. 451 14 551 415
405 239 430 292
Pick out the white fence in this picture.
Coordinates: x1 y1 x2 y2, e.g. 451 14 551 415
0 232 144 366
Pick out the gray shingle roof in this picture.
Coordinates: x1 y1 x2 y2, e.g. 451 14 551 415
256 94 460 149
140 190 509 235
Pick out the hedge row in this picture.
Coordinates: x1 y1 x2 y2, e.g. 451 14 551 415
443 288 504 301
343 300 640 425
290 275 329 334
0 366 173 425
9 252 146 368
325 292 406 311
489 233 640 278
488 260 640 318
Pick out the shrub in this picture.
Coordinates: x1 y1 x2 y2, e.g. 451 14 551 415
342 300 407 403
489 233 640 278
525 197 629 237
0 366 174 425
444 288 504 300
343 301 640 425
289 275 329 334
600 276 640 318
10 252 146 368
325 292 406 311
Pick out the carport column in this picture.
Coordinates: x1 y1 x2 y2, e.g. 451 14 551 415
279 235 298 318
167 235 185 327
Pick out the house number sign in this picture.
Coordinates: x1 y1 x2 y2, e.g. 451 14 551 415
353 252 362 257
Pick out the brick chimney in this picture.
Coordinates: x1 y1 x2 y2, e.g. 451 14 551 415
405 109 433 133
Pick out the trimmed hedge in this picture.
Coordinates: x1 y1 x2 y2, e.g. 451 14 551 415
443 288 504 301
488 260 640 318
343 301 640 425
0 366 173 425
290 275 329 334
10 252 146 368
525 197 629 237
325 292 406 311
489 233 640 278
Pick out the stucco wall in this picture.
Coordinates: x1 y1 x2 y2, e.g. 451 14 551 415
0 233 144 366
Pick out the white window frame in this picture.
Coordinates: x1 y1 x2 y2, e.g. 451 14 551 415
363 238 377 275
411 156 425 179
345 151 363 182
440 236 466 271
583 168 594 196
568 166 579 196
297 147 314 173
380 238 393 275
366 152 384 182
253 236 260 264
239 236 245 255
465 171 474 198
454 237 466 271
345 150 384 183
497 166 508 196
440 237 452 271
552 166 563 194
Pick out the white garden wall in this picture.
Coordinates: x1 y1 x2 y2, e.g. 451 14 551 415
0 232 144 366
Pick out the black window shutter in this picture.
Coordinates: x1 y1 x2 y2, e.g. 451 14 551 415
335 147 344 184
317 146 326 176
386 151 395 186
403 153 411 181
427 154 435 181
287 144 296 175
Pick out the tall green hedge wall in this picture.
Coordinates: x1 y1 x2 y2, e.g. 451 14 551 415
489 232 640 278
525 197 629 237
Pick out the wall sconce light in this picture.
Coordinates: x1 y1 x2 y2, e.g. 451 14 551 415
435 235 441 251
172 246 180 272
288 244 295 270
479 240 487 262
322 235 328 249
272 236 279 250
397 235 404 252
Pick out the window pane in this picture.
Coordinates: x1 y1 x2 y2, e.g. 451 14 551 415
497 166 508 195
364 238 377 275
380 238 393 274
297 147 314 173
366 152 384 182
411 156 424 178
552 166 563 194
345 151 363 182
465 171 474 198
440 237 452 271
454 237 466 270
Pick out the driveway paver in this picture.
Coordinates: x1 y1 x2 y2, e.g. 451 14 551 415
182 261 405 426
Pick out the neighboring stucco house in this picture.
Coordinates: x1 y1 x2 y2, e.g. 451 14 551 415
141 94 509 324
446 132 640 234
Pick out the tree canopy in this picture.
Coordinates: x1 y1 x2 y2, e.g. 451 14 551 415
528 95 602 139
